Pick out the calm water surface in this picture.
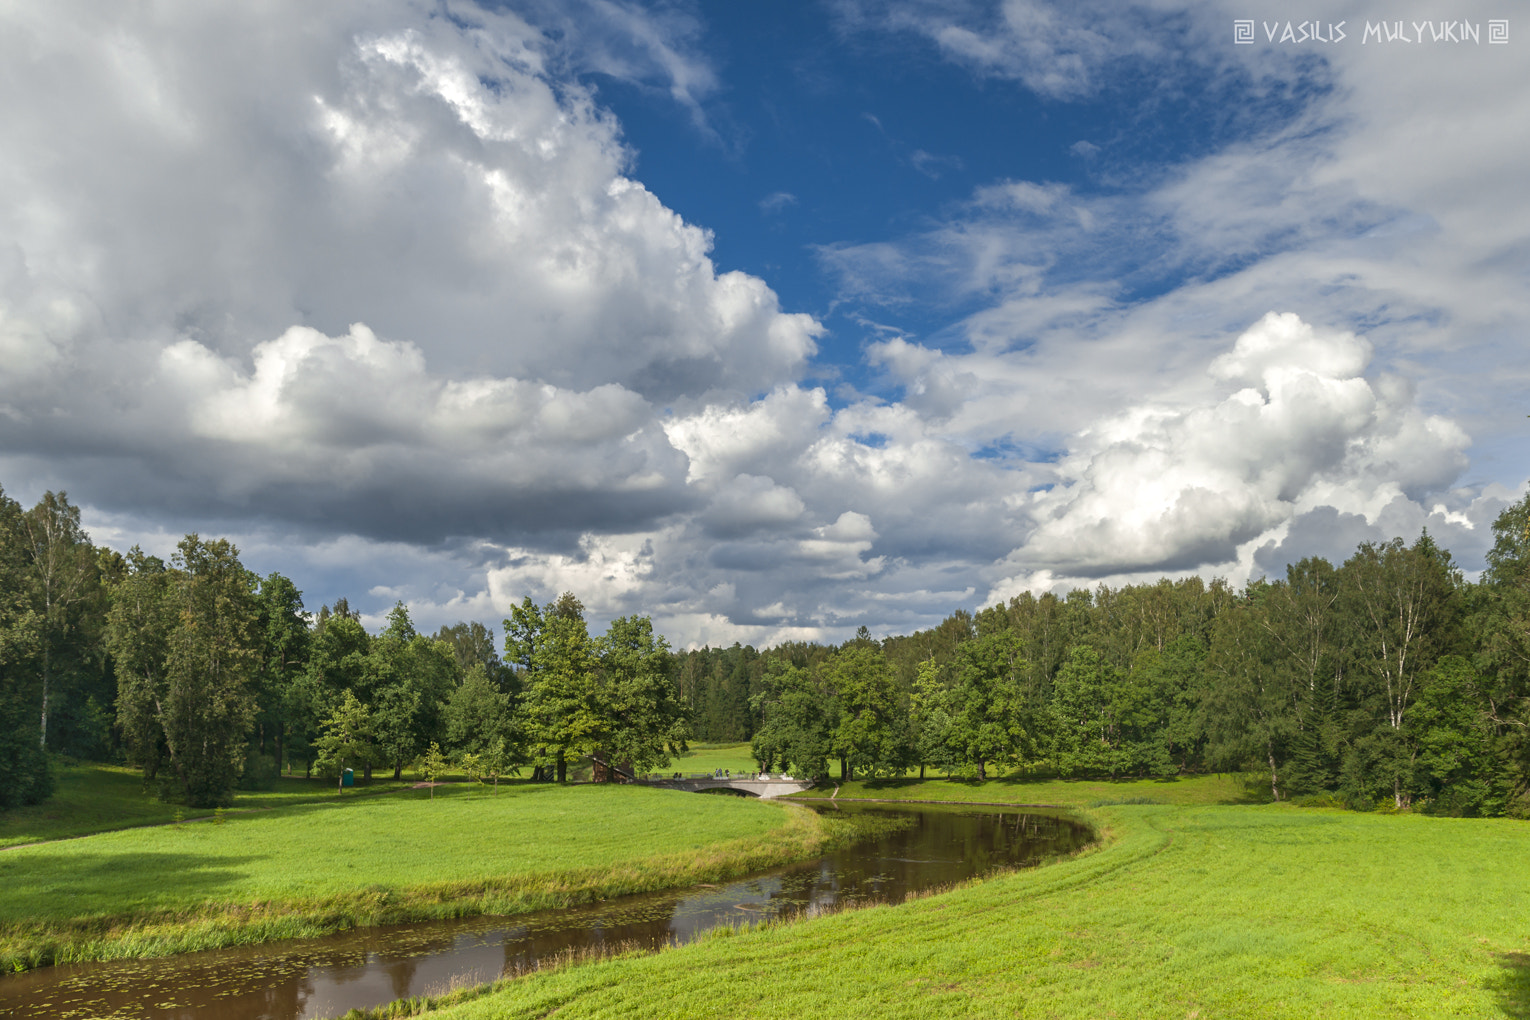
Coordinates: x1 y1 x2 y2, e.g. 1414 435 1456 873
0 801 1090 1020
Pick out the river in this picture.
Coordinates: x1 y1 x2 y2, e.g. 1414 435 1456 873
0 800 1090 1019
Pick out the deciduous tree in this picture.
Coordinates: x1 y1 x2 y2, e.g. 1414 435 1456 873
109 536 262 806
1341 534 1463 807
751 659 832 778
0 485 51 808
314 690 377 790
596 614 686 778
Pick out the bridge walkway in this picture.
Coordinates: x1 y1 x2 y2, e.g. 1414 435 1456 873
634 771 815 799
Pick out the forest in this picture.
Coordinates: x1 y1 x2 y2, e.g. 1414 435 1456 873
2 479 1528 815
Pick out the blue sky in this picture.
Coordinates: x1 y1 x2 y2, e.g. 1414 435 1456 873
579 2 1329 387
0 1 1524 644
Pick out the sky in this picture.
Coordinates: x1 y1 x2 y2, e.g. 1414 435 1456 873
1 0 1525 646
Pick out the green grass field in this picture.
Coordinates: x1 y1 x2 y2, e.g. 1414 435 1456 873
792 771 1264 808
0 761 409 849
0 777 856 970
669 742 761 775
395 776 1530 1020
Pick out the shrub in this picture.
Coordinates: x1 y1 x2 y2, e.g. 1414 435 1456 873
0 722 54 810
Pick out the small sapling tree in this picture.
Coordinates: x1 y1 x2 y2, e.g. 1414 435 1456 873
417 740 448 799
481 736 511 793
458 750 484 789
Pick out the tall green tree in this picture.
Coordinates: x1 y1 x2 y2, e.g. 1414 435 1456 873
444 663 514 757
1156 633 1211 774
944 630 1028 780
253 572 310 775
1116 647 1178 777
509 593 600 782
1405 655 1500 814
109 536 263 806
908 657 957 778
0 485 51 808
1052 644 1124 778
107 549 175 782
20 491 101 752
367 603 457 779
1340 534 1463 807
823 643 904 780
163 536 262 806
288 609 370 776
1468 492 1530 814
596 614 687 777
1205 593 1294 800
1259 558 1345 793
750 658 832 778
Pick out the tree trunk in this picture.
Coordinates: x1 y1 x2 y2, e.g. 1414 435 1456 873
39 644 50 750
977 759 987 781
393 763 403 780
919 763 925 779
556 753 566 783
840 756 848 781
1267 742 1281 802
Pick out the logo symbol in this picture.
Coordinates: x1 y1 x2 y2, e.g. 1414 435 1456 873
1233 19 1255 44
1488 19 1508 43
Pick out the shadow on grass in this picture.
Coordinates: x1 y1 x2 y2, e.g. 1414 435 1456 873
1492 952 1530 1019
243 777 567 808
0 851 259 923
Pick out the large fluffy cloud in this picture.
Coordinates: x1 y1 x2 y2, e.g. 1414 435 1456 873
474 309 1486 643
998 313 1470 580
0 0 817 533
0 0 1517 646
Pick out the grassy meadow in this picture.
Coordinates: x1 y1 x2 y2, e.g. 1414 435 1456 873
0 761 409 849
792 770 1263 807
669 742 761 776
0 774 856 971
388 775 1530 1020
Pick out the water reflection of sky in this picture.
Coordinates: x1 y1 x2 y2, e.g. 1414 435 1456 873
0 806 1089 1020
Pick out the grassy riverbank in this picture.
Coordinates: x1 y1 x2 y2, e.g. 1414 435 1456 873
0 782 861 972
400 776 1530 1020
794 771 1263 808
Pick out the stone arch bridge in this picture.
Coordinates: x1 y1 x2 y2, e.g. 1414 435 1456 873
635 772 816 799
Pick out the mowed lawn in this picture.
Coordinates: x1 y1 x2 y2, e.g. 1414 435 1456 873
789 770 1263 807
417 779 1530 1020
0 761 404 849
0 782 792 923
670 743 760 775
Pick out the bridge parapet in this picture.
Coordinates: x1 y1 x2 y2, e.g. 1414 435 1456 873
636 772 815 799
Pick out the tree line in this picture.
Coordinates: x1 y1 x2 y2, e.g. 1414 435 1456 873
0 485 687 807
681 501 1530 814
2 480 1528 814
